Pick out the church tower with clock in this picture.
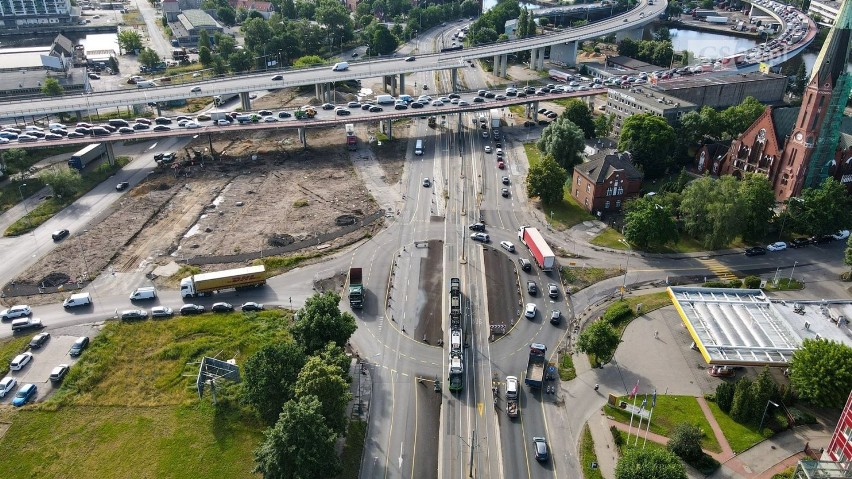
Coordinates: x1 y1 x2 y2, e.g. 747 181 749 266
774 0 852 200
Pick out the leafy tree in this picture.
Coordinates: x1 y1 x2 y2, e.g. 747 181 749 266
295 356 351 435
253 395 342 479
198 46 212 66
291 291 357 355
517 7 529 38
526 155 568 205
217 6 237 25
788 178 852 236
295 0 316 19
715 381 736 412
749 366 779 426
617 114 676 180
845 235 852 272
138 48 161 69
679 176 742 249
470 26 498 44
293 55 325 68
279 0 296 18
536 117 585 171
214 33 237 57
653 26 671 41
790 339 852 408
316 342 350 378
0 149 28 175
316 0 353 47
667 423 703 463
615 447 687 479
228 50 254 72
41 77 64 96
730 377 753 424
737 173 775 242
594 113 614 138
577 320 620 365
242 342 307 424
40 168 82 198
118 30 143 53
721 97 765 139
242 17 273 53
369 24 399 55
198 29 211 49
460 0 479 17
211 53 228 74
623 197 678 249
560 99 595 139
791 62 808 96
617 38 638 57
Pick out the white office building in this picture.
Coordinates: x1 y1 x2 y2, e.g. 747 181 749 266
808 0 843 26
0 0 75 28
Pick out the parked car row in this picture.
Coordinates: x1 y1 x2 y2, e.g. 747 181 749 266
0 334 89 406
744 230 849 255
119 301 264 320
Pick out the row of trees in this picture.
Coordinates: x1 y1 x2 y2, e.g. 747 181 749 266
715 367 785 427
676 97 767 151
624 173 851 250
467 0 519 45
244 292 358 478
617 38 675 69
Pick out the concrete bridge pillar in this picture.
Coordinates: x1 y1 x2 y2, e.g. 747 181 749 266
530 47 538 71
500 55 508 77
493 55 500 76
399 74 405 95
239 91 251 112
550 41 578 68
328 82 335 103
615 27 643 42
75 110 83 122
537 48 546 70
315 83 322 100
451 68 458 92
104 141 116 165
298 127 306 147
532 101 539 121
384 119 393 139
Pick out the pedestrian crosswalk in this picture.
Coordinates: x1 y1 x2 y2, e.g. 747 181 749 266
697 258 737 281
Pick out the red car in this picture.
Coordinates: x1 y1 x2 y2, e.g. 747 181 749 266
497 161 505 169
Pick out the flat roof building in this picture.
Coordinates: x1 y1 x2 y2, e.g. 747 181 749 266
808 0 843 26
651 71 788 109
606 87 697 135
669 286 852 366
0 0 75 28
170 9 223 46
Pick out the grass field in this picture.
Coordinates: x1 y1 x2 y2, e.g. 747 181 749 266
591 226 747 254
590 227 628 249
561 265 622 293
705 401 764 453
606 292 673 336
605 395 722 453
0 335 31 377
0 310 294 477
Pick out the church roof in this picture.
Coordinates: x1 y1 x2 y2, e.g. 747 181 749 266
811 0 852 87
575 152 643 184
770 107 801 146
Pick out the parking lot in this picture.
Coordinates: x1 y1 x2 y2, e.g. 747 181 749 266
2 324 100 404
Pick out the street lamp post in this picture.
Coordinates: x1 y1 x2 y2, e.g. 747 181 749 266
18 183 29 227
758 400 779 432
789 261 798 282
619 239 631 299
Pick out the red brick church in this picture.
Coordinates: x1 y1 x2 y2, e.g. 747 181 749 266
696 0 852 201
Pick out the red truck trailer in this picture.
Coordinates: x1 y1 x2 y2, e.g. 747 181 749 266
517 226 556 271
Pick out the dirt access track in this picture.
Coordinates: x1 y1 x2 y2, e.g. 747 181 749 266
3 126 387 303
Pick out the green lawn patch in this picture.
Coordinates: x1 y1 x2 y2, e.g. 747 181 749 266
0 180 46 215
591 227 628 249
605 395 722 453
561 265 622 293
523 142 543 167
336 420 367 479
0 403 263 479
580 424 605 479
5 157 131 237
558 353 577 381
612 428 667 454
705 400 764 453
508 105 526 117
522 142 594 229
764 278 804 291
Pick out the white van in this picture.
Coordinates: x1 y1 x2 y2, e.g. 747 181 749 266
375 94 395 105
63 292 93 308
415 140 423 156
506 376 518 399
332 62 349 71
129 287 157 300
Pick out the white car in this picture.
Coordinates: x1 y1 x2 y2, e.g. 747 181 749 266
833 230 850 240
500 241 515 252
470 232 490 243
0 377 17 398
184 121 200 129
263 116 278 122
484 146 492 153
524 303 537 319
10 352 33 371
217 119 231 126
150 306 174 318
432 100 444 106
767 241 788 252
0 304 31 320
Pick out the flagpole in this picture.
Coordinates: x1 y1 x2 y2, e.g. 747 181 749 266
643 389 657 448
626 381 640 443
634 395 647 447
